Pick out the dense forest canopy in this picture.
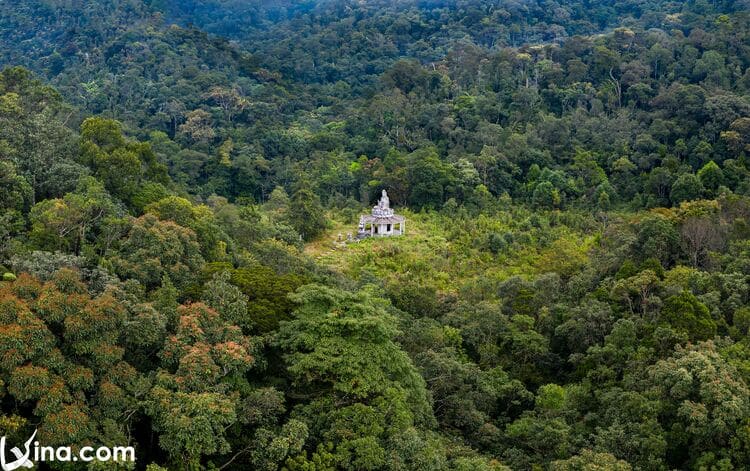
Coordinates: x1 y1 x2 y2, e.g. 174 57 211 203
1 0 750 469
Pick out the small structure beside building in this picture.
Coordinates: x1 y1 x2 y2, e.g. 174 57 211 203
357 190 405 238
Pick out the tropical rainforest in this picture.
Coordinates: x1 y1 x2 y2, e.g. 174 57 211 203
1 0 750 469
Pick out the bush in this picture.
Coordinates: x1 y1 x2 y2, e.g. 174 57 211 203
487 232 508 254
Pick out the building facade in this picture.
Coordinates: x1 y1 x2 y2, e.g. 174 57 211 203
358 190 405 238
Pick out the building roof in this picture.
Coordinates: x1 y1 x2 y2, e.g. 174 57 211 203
360 214 405 224
358 190 405 229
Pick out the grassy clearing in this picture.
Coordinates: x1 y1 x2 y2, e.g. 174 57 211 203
306 208 598 298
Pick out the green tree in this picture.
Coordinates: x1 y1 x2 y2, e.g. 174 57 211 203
697 161 724 195
288 186 327 241
550 449 631 470
406 148 453 209
505 384 573 467
79 117 168 205
201 270 249 324
636 215 680 266
149 301 258 468
648 342 750 469
276 285 436 467
532 181 561 209
0 67 84 200
147 386 236 469
111 214 204 290
29 177 117 255
670 174 704 204
79 118 140 201
0 161 32 258
659 291 716 341
277 285 431 415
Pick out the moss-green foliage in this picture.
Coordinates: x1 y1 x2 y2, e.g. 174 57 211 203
230 265 308 333
313 209 594 305
660 291 716 341
276 284 440 468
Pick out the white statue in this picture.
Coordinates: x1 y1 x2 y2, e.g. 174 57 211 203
379 189 390 209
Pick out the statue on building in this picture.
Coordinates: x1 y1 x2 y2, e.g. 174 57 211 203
357 190 405 238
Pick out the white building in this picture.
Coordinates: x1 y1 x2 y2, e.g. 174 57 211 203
357 190 405 237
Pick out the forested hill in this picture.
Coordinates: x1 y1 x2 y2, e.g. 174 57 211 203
4 1 744 90
2 0 748 207
156 0 746 85
1 0 750 470
157 0 744 48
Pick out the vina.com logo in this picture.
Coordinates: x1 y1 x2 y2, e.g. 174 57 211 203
0 430 135 470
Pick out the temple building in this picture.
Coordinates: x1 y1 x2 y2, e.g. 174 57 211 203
358 190 405 238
